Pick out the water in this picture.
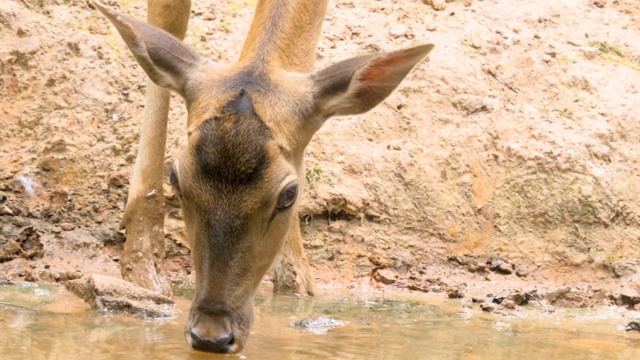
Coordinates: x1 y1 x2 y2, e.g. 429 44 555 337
1 282 639 359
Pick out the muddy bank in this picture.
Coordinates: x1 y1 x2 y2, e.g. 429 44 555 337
1 0 640 315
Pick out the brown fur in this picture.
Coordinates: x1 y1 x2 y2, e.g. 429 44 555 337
92 0 433 354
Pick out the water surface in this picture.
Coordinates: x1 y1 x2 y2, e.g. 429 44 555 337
1 282 639 359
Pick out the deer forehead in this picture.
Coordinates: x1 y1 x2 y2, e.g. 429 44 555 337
178 89 298 206
185 66 315 143
194 96 273 191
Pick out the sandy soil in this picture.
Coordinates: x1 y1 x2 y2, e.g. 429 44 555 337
1 0 640 314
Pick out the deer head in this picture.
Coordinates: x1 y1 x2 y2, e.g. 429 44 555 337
94 1 432 353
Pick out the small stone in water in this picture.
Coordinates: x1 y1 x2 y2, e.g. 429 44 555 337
290 316 344 334
34 288 52 297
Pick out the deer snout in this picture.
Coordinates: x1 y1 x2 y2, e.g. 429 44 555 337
187 327 236 353
186 301 252 354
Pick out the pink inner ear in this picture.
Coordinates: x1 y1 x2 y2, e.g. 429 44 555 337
357 55 409 82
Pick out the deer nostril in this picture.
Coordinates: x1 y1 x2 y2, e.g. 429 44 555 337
189 330 235 353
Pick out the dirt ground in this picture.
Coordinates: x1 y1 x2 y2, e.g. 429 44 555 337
1 0 640 315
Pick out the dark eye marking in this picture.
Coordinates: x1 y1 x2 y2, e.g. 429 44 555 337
276 184 298 211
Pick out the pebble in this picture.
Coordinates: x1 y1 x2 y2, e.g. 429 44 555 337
480 303 495 312
373 268 397 285
3 239 22 255
593 0 606 8
107 171 129 188
516 268 529 278
497 262 514 274
389 23 409 38
290 316 344 334
60 222 75 231
452 94 486 115
581 46 599 60
470 32 483 49
568 38 586 47
0 205 13 216
424 0 447 11
626 322 640 332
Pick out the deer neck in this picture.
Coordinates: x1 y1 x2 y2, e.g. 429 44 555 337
238 0 329 73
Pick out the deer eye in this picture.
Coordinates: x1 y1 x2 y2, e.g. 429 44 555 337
276 184 298 211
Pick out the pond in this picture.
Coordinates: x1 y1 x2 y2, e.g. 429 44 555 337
1 282 639 359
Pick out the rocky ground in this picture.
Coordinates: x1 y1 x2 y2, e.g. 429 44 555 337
1 0 640 317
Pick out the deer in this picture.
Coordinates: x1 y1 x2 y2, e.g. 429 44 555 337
92 0 433 354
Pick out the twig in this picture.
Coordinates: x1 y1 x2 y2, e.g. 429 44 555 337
485 69 520 94
0 301 38 312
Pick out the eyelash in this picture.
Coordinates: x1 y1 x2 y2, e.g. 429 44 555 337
276 185 298 211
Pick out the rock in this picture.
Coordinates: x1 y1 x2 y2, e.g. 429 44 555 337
37 156 67 172
501 299 517 310
512 292 530 305
0 278 15 285
389 23 409 38
60 222 75 231
0 1 19 29
1 35 41 69
16 27 29 37
516 268 529 278
290 316 344 334
107 170 129 188
470 32 483 49
61 271 83 281
618 290 640 310
423 0 446 11
0 205 13 216
626 322 640 332
408 283 429 293
546 286 572 304
568 38 586 47
0 226 44 262
368 254 389 267
593 0 606 8
480 303 495 312
2 239 21 255
588 144 611 162
372 268 396 285
496 262 514 274
487 257 515 274
65 274 176 318
447 287 464 299
452 95 486 115
448 255 472 265
581 46 599 60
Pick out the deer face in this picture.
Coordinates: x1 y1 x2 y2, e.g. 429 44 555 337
95 2 432 354
171 71 313 352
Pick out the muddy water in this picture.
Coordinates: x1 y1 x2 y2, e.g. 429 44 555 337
1 283 639 360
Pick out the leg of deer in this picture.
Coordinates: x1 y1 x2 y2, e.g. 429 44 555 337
120 0 192 296
271 212 317 296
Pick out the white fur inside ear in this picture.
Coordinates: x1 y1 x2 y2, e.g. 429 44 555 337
153 66 181 91
128 37 182 92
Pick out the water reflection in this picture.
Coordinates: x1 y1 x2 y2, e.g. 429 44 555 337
1 283 639 359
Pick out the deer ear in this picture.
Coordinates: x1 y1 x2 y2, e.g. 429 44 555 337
92 1 201 95
311 44 434 118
